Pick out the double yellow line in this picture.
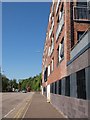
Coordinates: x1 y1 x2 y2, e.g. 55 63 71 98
14 98 33 119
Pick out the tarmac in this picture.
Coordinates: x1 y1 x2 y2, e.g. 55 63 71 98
24 92 65 118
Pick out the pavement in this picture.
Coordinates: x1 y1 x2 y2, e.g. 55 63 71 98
24 92 64 118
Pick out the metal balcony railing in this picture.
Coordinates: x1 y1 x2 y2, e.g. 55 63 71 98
73 6 90 21
50 38 54 55
49 4 54 22
49 13 52 22
56 12 64 41
56 0 61 14
70 30 89 60
49 19 54 39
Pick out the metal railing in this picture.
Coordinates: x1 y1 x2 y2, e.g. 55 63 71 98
49 19 54 39
56 0 61 15
73 6 89 21
56 12 64 41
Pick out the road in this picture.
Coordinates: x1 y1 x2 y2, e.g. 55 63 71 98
2 92 34 119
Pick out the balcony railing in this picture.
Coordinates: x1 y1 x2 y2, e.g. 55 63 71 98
50 38 54 55
49 13 52 22
56 12 64 41
73 6 90 21
56 0 61 15
70 30 89 60
49 4 54 22
49 19 54 39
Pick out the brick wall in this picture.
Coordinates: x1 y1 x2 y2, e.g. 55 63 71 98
42 1 90 87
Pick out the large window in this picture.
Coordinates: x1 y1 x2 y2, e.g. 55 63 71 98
50 37 54 55
59 80 61 94
65 76 70 96
57 38 64 65
49 69 87 100
55 81 57 94
48 65 50 76
76 69 86 99
73 1 88 20
60 39 64 58
44 67 48 82
44 87 46 92
77 1 87 7
50 83 53 93
77 31 85 41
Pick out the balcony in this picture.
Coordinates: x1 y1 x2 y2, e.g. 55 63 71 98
49 13 52 22
73 6 90 21
56 0 61 15
50 37 54 55
56 12 64 41
49 4 54 22
49 19 54 39
70 30 89 60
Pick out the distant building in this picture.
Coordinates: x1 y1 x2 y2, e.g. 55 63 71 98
42 0 90 118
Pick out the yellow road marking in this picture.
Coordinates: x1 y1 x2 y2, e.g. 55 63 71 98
14 100 28 118
13 98 33 119
21 96 33 119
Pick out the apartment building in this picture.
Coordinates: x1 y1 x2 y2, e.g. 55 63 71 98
42 0 90 118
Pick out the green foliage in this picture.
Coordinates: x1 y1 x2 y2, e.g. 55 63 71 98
20 73 42 91
2 75 9 91
2 73 42 92
2 75 18 92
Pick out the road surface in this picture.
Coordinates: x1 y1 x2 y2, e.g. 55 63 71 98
2 92 34 119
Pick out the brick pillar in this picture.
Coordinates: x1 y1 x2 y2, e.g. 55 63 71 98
64 1 72 63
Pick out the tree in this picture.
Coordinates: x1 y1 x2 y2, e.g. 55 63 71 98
12 79 18 89
18 82 21 91
20 73 42 91
2 75 9 92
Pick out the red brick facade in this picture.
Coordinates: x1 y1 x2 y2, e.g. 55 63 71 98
42 1 89 87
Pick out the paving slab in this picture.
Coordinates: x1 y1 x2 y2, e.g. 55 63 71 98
24 92 65 118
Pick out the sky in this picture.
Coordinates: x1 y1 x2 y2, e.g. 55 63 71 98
2 2 51 80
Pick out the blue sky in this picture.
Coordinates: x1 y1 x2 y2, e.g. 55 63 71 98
2 2 51 80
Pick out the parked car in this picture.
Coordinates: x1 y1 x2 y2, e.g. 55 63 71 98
22 90 27 93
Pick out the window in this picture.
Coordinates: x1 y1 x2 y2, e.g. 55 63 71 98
73 1 88 20
77 1 87 7
55 81 57 94
50 83 53 93
51 37 54 55
76 69 86 99
60 39 64 58
57 38 64 65
52 82 55 94
52 83 53 93
44 87 46 92
48 65 50 76
59 43 62 62
77 31 85 40
65 76 70 96
44 67 48 82
59 80 61 94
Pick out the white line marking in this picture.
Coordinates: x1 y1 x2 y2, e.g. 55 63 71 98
4 108 15 118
